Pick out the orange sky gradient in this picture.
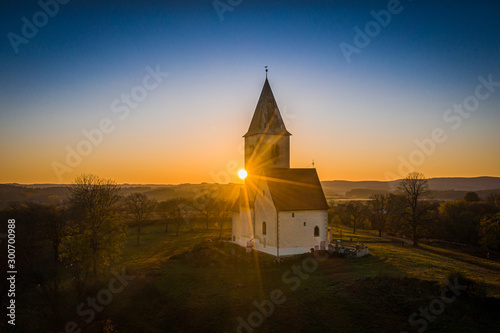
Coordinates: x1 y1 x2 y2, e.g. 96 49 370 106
1 2 499 185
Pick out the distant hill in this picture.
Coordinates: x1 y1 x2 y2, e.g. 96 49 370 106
1 177 499 207
426 177 500 191
321 181 392 195
0 184 70 208
0 183 241 209
321 177 500 198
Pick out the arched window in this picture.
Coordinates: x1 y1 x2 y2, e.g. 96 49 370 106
262 221 267 235
314 226 319 237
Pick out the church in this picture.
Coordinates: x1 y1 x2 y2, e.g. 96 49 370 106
232 76 329 257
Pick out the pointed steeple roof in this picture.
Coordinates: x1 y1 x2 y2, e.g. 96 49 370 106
244 79 291 137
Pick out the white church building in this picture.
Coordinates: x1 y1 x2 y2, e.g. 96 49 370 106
232 77 329 257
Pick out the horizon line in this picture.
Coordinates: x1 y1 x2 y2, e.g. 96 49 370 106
2 175 500 187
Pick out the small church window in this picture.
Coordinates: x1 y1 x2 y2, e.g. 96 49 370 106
292 213 295 218
262 221 267 235
314 226 320 237
304 222 306 226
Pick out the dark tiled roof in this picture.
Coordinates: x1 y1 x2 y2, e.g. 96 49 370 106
244 79 291 137
262 168 329 211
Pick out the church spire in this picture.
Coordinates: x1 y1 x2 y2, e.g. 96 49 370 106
243 77 291 137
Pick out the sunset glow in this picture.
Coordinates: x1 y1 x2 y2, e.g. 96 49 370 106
238 169 248 180
1 1 499 184
3 2 500 333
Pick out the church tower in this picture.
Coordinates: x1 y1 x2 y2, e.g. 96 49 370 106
243 78 291 175
232 75 329 257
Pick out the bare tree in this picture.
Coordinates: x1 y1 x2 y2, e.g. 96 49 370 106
158 198 186 235
346 200 366 234
194 192 217 230
125 193 157 244
176 200 193 236
64 174 123 277
213 199 234 238
369 194 389 237
158 200 172 233
385 193 407 236
398 172 431 246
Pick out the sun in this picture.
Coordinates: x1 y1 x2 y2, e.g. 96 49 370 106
237 169 248 180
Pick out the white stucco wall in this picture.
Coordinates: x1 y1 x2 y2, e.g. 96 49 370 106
232 203 254 248
253 179 278 256
232 181 328 257
278 210 328 255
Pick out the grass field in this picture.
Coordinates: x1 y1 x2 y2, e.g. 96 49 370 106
48 224 500 333
328 226 500 296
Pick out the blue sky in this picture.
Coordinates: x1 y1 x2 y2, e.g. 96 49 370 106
1 0 499 183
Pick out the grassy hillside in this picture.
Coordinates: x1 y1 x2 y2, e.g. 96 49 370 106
33 224 500 333
329 226 500 295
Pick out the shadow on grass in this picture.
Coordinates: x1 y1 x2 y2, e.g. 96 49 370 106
418 244 500 272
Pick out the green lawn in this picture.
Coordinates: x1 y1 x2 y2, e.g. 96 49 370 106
52 224 500 333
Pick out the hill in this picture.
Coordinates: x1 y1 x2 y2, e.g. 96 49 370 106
21 224 500 332
0 183 241 208
2 177 499 207
321 176 500 197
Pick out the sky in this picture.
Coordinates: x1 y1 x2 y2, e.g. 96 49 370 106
1 0 499 184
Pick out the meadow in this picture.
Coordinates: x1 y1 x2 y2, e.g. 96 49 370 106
46 223 499 333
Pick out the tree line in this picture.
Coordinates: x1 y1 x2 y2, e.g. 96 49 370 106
329 172 500 251
0 174 234 329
